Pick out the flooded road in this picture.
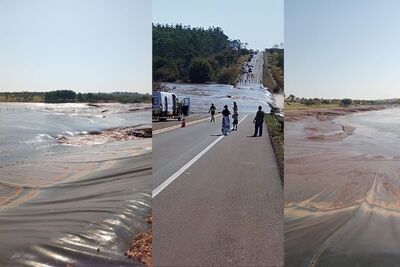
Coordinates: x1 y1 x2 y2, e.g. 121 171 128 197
0 103 151 267
285 107 400 267
161 52 277 115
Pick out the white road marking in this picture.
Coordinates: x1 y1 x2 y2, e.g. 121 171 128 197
152 114 249 198
153 114 222 135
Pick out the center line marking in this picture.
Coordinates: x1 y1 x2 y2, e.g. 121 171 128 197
152 114 249 198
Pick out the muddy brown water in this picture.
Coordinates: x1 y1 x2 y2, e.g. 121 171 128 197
285 108 400 267
0 103 151 266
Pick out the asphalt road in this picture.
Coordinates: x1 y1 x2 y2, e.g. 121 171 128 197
238 51 264 86
152 115 210 131
153 114 283 266
153 115 223 189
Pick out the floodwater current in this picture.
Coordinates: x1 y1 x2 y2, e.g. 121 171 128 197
0 103 151 267
285 107 400 267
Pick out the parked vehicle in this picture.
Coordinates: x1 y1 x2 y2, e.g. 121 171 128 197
152 91 190 121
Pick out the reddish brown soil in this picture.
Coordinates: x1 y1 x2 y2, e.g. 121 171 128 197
125 215 152 267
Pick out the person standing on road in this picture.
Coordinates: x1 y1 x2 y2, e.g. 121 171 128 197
232 112 238 131
221 105 231 136
253 106 265 137
209 103 216 122
233 102 238 114
232 102 238 131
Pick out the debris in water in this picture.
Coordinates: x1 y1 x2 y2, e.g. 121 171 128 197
146 215 152 224
56 127 152 146
125 214 152 267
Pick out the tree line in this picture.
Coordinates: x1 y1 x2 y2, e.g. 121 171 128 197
153 23 250 84
0 91 151 103
285 95 400 106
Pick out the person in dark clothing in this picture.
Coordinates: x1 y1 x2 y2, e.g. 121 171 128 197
233 102 238 114
209 103 216 122
232 102 238 131
253 106 265 137
232 112 238 131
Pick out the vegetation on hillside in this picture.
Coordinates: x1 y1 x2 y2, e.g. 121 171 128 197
153 24 250 84
263 48 284 93
0 91 151 103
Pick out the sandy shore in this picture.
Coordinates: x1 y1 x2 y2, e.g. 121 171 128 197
286 105 387 121
285 105 400 266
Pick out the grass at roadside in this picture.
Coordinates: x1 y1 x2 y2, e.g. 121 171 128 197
265 114 283 184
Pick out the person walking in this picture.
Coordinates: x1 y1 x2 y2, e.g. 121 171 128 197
253 106 265 137
221 105 231 136
209 103 216 122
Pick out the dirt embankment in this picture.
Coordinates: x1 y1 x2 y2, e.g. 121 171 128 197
125 215 152 267
286 105 387 122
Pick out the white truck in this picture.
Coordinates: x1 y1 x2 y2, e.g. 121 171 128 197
152 91 190 121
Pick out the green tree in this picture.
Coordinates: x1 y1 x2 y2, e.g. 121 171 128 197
217 66 239 85
340 98 352 106
189 58 213 83
152 24 247 83
44 90 76 103
77 93 84 102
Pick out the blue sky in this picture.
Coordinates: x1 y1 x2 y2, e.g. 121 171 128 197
0 0 151 93
153 0 284 50
286 0 400 99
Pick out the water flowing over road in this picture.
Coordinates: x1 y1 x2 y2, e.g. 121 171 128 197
0 103 151 267
153 52 283 266
160 52 277 116
285 108 400 267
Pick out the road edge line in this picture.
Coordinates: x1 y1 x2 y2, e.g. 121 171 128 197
153 114 222 135
152 114 248 198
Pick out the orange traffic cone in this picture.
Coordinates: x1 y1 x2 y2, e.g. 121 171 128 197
181 117 186 128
